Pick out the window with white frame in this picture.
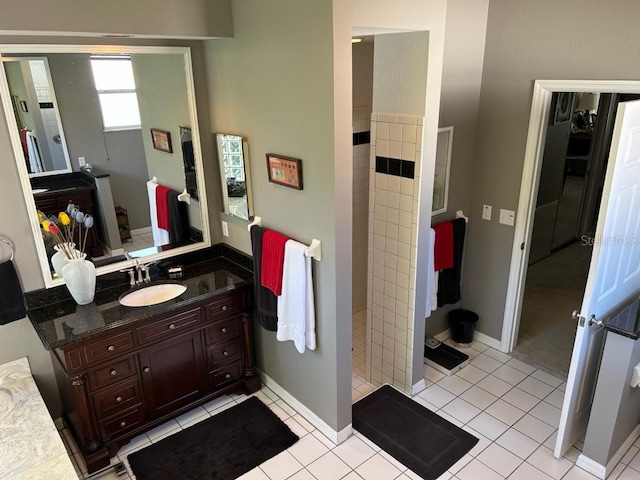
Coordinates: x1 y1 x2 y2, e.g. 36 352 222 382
90 56 141 130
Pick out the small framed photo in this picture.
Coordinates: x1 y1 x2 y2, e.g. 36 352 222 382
266 153 303 190
150 128 173 153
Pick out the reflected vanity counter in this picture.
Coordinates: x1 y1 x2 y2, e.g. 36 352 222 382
24 244 259 474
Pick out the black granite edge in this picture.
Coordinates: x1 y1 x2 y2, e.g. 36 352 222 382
24 243 252 310
604 325 640 341
603 298 640 340
30 172 95 190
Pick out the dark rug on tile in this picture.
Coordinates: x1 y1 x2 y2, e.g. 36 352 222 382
128 396 298 480
353 384 478 480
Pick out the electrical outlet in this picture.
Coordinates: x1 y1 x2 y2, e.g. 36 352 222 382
221 221 229 237
78 156 86 167
499 209 515 226
482 205 492 221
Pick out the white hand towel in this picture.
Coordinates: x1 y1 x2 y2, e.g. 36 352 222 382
277 240 316 353
146 181 169 246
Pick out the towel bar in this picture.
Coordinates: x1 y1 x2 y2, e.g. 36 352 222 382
247 216 322 261
0 236 15 261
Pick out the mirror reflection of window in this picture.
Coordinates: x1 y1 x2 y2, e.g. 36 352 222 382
216 133 253 222
90 56 141 131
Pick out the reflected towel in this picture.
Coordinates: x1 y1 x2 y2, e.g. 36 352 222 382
155 185 171 231
277 240 316 353
147 181 169 246
0 260 26 325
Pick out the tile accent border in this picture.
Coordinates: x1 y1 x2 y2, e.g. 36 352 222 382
353 131 371 146
375 156 415 179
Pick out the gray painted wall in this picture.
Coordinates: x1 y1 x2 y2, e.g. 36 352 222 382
583 332 640 467
426 0 490 337
464 0 640 340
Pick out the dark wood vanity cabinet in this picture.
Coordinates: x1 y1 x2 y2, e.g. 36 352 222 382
51 286 260 473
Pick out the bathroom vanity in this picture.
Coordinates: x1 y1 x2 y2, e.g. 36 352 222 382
25 247 260 473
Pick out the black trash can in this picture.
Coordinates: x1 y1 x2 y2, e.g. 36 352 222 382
448 309 478 347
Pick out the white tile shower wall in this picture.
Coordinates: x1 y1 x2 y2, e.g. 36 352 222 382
352 105 371 314
367 112 424 392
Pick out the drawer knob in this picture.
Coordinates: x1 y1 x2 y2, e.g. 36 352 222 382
107 345 115 352
223 350 229 356
220 327 227 333
120 421 127 428
221 305 227 311
143 367 150 373
110 369 117 376
225 373 231 379
116 396 123 403
168 323 176 330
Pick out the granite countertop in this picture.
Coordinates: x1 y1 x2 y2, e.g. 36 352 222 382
604 296 640 340
0 357 77 479
26 248 254 350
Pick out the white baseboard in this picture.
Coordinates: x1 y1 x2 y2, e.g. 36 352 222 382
411 378 426 396
576 423 640 479
259 371 352 445
430 328 502 351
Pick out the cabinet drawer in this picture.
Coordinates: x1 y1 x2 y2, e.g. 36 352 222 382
135 308 201 344
204 292 245 322
99 406 144 440
206 340 242 368
209 362 242 389
93 377 142 420
82 331 134 367
204 317 241 346
89 356 137 390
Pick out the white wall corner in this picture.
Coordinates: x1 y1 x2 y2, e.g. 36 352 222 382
259 371 352 445
411 378 426 396
594 423 640 480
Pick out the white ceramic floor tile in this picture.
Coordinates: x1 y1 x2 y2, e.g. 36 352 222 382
483 348 513 364
437 375 473 396
562 465 601 479
331 435 376 469
460 385 498 410
456 365 489 385
476 443 523 477
418 384 456 408
477 375 513 397
527 445 573 479
447 453 473 475
424 366 446 383
543 389 565 409
627 449 640 471
529 401 561 427
175 405 209 427
287 434 330 466
463 426 492 457
287 469 317 480
617 466 640 479
145 419 181 442
620 445 639 465
517 377 555 399
513 414 556 443
471 354 504 373
491 365 528 386
506 358 537 375
259 450 304 480
306 451 355 480
531 369 564 388
440 397 482 424
467 412 509 441
508 461 555 480
237 466 271 479
501 387 541 412
456 458 503 480
496 427 540 459
484 399 526 426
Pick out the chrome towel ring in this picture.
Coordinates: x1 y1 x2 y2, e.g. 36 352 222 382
0 237 15 262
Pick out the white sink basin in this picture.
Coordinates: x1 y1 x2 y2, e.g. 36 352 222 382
119 283 187 307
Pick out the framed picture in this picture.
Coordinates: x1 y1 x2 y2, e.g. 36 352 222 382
552 92 574 125
150 128 173 153
266 153 303 190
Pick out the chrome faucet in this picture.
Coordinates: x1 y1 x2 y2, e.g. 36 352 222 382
122 259 152 286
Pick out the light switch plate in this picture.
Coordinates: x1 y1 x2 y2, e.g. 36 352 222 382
78 156 86 167
499 209 515 226
482 205 492 221
221 221 229 237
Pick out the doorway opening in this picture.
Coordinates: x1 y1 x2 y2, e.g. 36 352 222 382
502 81 640 377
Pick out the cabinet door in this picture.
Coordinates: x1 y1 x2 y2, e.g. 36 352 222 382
138 331 206 419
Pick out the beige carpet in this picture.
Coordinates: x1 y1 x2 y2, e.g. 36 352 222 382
513 241 593 378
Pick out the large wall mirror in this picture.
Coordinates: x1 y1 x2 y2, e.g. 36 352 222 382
0 45 211 287
215 133 254 221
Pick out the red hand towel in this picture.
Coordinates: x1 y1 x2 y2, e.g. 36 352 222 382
433 221 454 271
155 185 171 231
261 230 289 296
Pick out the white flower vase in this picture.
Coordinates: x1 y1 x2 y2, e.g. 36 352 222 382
61 254 96 305
51 243 76 278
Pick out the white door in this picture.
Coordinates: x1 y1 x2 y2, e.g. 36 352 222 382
554 99 640 458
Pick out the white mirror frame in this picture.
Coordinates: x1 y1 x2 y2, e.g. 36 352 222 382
432 126 453 216
0 44 211 288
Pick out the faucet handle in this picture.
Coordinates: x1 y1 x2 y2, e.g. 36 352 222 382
140 263 152 283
